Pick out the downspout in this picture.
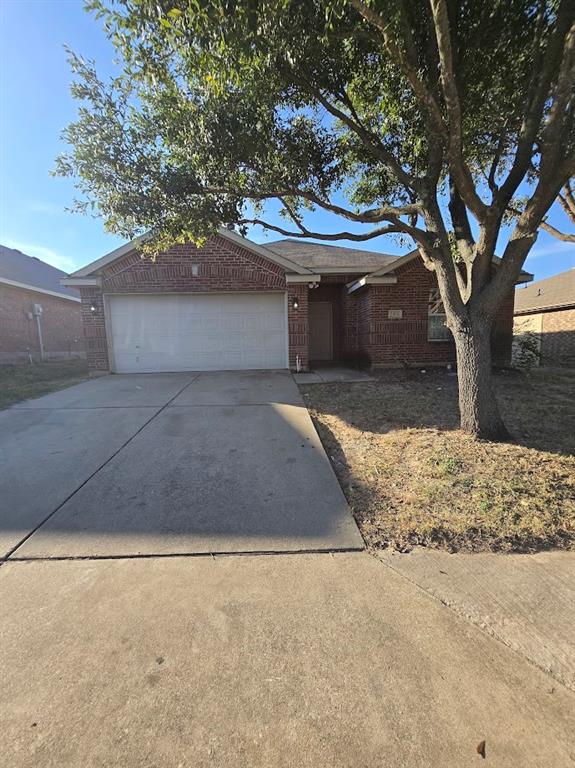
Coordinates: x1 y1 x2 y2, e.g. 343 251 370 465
34 310 45 361
33 304 44 362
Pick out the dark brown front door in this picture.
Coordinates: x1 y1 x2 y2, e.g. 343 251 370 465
309 302 333 361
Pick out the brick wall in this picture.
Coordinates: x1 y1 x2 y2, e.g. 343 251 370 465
102 236 285 293
541 308 575 366
513 308 575 367
79 287 110 373
288 284 309 370
0 282 84 363
355 258 514 368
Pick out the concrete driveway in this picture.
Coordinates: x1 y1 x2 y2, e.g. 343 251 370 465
0 370 363 559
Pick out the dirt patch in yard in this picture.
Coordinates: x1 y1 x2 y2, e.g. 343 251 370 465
0 360 89 409
302 367 575 553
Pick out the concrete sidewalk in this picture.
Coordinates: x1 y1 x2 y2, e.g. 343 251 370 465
379 548 575 692
1 552 573 768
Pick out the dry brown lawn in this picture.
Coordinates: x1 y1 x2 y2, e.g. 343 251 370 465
302 367 575 553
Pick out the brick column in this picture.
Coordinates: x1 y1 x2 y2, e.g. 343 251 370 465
287 284 309 371
79 287 110 374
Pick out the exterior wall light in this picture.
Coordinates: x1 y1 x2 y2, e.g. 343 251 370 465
90 304 97 313
291 296 299 310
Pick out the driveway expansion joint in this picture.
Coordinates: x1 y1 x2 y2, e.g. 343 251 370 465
5 546 365 563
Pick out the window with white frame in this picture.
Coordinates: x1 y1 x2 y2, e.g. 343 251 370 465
428 288 451 341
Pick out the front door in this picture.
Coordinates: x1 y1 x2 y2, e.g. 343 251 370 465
309 301 333 362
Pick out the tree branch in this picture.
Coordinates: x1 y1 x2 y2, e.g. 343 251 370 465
430 0 488 219
487 124 508 195
539 219 575 242
310 86 416 189
278 197 306 233
483 160 575 312
237 218 404 242
561 179 575 216
540 16 575 178
350 0 446 138
496 0 575 209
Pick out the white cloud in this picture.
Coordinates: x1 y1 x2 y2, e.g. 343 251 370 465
3 240 78 273
527 240 575 260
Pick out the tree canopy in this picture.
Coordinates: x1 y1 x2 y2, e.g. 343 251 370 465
56 0 575 438
58 1 574 250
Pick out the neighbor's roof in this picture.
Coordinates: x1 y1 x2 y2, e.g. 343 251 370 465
0 244 80 301
514 268 575 314
265 239 399 272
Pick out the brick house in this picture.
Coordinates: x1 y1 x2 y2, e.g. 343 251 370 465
0 245 85 364
62 229 526 375
514 268 575 367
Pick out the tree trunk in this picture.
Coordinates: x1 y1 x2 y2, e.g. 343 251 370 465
452 316 510 441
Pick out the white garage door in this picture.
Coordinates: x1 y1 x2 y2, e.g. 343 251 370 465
107 293 288 373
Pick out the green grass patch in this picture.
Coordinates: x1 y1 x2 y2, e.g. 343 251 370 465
0 360 89 409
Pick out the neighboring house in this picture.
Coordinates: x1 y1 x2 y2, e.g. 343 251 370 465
514 268 575 367
0 245 85 364
62 229 529 375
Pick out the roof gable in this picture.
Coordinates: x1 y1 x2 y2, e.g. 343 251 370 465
99 236 287 291
66 229 311 280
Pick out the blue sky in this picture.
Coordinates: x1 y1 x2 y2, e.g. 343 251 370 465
1 0 573 282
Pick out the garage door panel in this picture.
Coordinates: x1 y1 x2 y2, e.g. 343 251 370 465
108 294 288 373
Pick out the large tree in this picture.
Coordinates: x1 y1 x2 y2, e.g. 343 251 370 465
56 0 575 440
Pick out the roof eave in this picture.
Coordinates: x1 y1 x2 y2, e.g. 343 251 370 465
515 271 534 285
515 301 574 315
61 277 102 287
0 276 81 302
367 249 533 285
347 274 398 293
309 265 395 274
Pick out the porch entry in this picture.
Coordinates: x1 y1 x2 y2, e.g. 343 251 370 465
309 301 333 362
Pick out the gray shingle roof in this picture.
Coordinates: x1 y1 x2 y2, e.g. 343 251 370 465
264 239 399 271
514 268 575 314
0 245 80 299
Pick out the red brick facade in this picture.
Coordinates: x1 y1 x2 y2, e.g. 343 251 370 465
0 282 84 363
287 283 309 370
351 260 513 368
78 237 514 373
101 237 285 294
79 287 110 373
